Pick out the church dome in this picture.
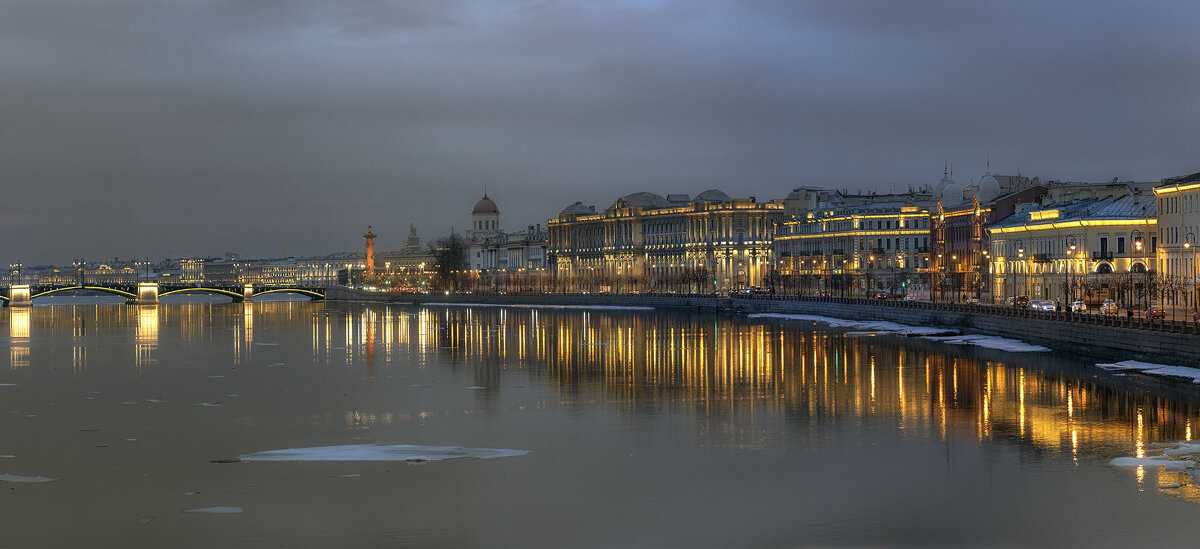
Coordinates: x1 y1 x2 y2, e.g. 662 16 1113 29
977 173 1002 202
934 166 954 201
472 194 499 214
940 181 964 205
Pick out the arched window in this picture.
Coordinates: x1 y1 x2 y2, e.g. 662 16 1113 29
1097 263 1114 274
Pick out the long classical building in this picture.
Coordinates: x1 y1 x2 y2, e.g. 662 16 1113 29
774 199 934 297
548 190 782 293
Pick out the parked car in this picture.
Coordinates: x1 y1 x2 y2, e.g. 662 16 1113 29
1147 305 1165 319
1071 300 1087 313
1101 299 1118 315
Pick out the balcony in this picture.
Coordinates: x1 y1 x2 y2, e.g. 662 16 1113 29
1031 253 1051 262
1093 251 1114 260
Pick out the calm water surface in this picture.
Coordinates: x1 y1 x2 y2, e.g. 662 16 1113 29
2 300 1200 548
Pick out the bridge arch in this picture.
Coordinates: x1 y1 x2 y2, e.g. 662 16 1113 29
159 287 244 300
31 286 136 300
252 288 325 300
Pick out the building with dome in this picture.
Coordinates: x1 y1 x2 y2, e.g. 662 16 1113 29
932 162 1047 302
463 194 548 290
547 190 783 293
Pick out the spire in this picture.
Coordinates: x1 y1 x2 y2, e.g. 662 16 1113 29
986 153 991 175
944 159 948 178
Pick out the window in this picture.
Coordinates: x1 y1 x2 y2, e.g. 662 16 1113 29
1117 236 1125 254
1100 237 1108 254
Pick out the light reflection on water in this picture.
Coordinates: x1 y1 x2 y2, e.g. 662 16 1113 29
2 300 1200 546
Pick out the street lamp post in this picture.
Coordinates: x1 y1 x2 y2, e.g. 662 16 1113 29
1187 233 1196 321
1017 243 1026 302
936 253 943 302
1065 236 1077 305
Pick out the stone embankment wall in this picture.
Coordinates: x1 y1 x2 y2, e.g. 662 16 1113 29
325 287 1200 367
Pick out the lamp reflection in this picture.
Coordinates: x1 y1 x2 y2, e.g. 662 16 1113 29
9 307 30 369
135 305 158 368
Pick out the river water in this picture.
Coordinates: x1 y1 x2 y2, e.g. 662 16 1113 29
2 300 1200 548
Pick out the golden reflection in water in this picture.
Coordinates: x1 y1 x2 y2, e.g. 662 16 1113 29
135 305 158 369
9 307 30 369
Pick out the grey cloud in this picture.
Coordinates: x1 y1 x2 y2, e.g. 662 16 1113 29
1 0 1198 264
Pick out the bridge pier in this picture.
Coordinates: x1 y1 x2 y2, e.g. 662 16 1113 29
135 282 158 305
243 284 254 302
8 284 31 307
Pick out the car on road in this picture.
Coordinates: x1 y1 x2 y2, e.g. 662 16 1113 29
1071 300 1087 313
903 295 916 301
966 297 980 305
874 291 890 300
1014 296 1030 308
1033 300 1056 311
1100 299 1118 315
1147 305 1166 319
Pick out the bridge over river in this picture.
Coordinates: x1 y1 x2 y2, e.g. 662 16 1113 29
0 282 325 306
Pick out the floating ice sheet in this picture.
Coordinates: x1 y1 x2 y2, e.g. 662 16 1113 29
1110 441 1200 474
0 473 56 483
747 313 956 337
424 302 653 311
924 334 1050 352
1096 360 1200 383
238 444 530 462
184 507 243 514
0 384 15 387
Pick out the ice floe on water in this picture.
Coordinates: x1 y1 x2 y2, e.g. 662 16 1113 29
748 313 1049 352
0 384 15 387
184 507 243 514
747 313 955 337
0 473 56 483
1111 441 1200 479
238 444 530 462
424 302 653 311
924 334 1050 352
1096 360 1200 383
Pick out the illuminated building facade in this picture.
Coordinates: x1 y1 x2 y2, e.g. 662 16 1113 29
1153 171 1200 312
931 184 1047 302
548 190 782 293
774 201 933 297
988 181 1157 307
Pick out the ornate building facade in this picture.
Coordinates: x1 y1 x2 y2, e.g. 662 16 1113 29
548 190 782 293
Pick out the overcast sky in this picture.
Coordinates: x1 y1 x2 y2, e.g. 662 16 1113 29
3 0 1198 265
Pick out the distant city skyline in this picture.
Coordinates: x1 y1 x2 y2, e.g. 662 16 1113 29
3 1 1198 265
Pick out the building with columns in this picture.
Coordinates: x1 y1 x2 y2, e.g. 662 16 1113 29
774 200 934 297
548 190 782 293
463 194 549 292
1153 171 1200 312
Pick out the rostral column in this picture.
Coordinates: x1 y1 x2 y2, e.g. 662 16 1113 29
363 225 377 277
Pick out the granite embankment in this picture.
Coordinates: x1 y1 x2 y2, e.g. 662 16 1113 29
326 286 1200 368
